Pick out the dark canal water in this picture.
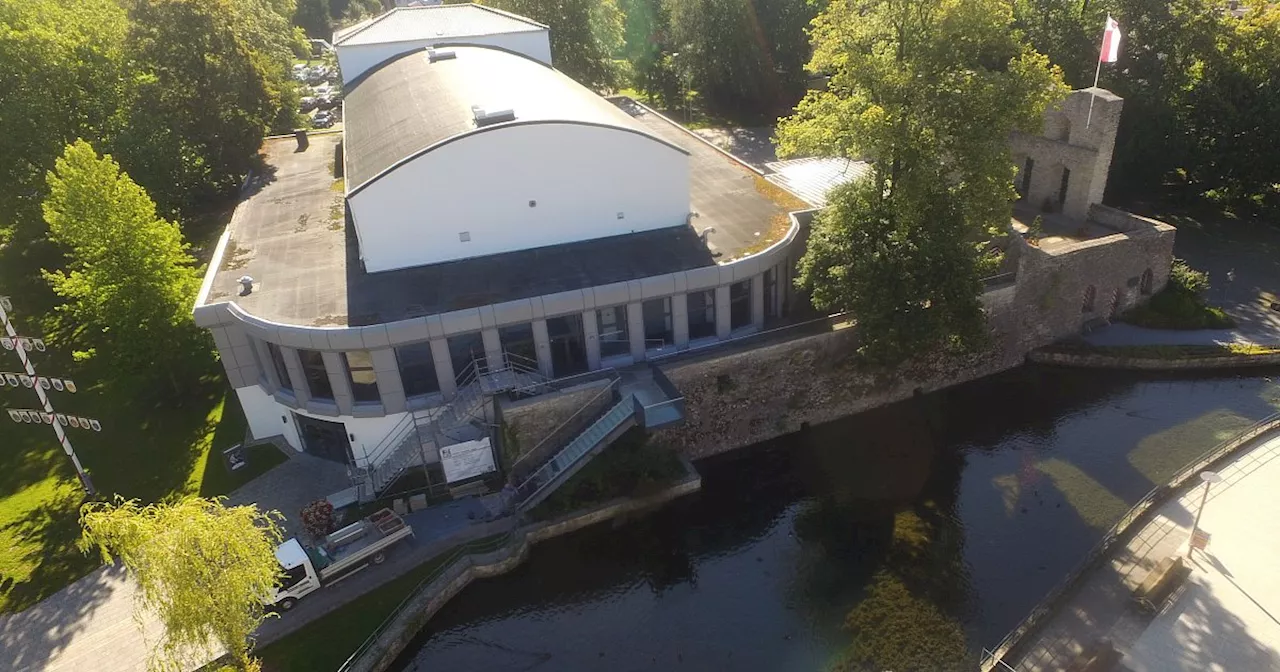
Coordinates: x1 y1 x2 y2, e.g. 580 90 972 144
394 365 1280 672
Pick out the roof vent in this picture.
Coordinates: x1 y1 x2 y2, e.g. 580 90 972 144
472 105 516 127
426 48 455 62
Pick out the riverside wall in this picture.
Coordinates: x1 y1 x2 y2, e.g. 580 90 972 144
657 216 1176 460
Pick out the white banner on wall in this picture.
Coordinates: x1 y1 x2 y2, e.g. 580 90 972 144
439 437 496 484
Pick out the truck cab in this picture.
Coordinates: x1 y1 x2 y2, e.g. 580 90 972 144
273 538 321 611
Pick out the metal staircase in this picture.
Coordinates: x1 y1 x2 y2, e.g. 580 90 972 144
353 352 551 501
513 394 640 512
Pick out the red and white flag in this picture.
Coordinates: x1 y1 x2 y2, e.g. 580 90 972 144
1100 16 1121 63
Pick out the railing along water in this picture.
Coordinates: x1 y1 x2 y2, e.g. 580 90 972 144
980 411 1280 671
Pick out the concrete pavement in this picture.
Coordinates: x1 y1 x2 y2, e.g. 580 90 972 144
1010 428 1280 671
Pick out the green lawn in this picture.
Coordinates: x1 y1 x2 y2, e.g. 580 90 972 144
0 362 262 613
256 534 510 672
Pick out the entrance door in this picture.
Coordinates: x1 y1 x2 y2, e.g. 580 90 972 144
546 314 588 377
295 413 353 465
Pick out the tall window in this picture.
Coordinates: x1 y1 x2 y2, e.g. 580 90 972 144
297 349 333 401
1058 167 1071 206
499 323 537 365
642 297 672 350
396 342 439 398
267 343 293 393
687 290 716 340
729 280 752 330
597 305 630 358
343 351 380 404
764 269 777 320
1020 158 1034 197
447 332 485 383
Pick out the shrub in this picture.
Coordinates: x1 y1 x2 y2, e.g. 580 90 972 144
1168 258 1210 295
299 499 335 540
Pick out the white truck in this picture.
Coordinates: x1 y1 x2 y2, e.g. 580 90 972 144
272 508 414 611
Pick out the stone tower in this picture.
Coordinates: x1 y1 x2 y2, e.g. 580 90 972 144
1010 88 1124 221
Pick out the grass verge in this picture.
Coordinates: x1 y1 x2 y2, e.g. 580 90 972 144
256 534 509 672
527 429 686 521
1121 288 1235 330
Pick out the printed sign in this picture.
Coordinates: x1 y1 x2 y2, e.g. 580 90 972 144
1191 529 1211 551
439 438 496 484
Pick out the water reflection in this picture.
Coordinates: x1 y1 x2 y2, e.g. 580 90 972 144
394 365 1280 672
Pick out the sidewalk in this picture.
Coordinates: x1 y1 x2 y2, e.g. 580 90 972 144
1082 323 1269 348
1010 430 1280 670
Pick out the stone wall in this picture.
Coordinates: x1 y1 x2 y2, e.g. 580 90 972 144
498 379 612 466
657 220 1176 460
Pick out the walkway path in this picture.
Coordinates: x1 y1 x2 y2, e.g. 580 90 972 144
1009 428 1280 671
1082 323 1272 348
0 449 510 672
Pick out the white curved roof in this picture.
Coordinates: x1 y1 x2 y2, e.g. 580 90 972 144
333 4 545 47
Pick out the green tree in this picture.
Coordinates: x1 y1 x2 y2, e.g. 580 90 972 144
117 0 299 214
0 0 129 239
293 0 331 39
1180 1 1280 207
666 0 776 115
80 497 284 672
778 0 1064 362
485 0 625 90
621 0 682 106
42 141 209 391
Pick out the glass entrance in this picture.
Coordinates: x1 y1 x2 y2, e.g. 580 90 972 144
295 413 353 465
546 314 588 377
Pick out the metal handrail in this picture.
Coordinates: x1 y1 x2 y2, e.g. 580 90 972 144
355 413 416 477
513 395 636 505
336 530 516 672
509 366 618 397
980 411 1280 671
509 378 620 478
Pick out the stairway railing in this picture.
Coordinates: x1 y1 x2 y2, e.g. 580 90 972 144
513 394 638 511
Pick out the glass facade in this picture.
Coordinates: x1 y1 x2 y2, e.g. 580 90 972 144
343 351 380 404
642 297 673 350
396 342 440 398
687 290 716 340
499 323 537 365
448 332 485 383
297 349 333 401
729 280 752 330
597 305 630 358
267 343 293 392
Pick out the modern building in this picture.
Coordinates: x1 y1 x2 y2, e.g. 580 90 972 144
194 12 804 506
195 4 1171 509
332 4 551 84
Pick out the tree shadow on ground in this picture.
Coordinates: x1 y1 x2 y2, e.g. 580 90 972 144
0 562 122 672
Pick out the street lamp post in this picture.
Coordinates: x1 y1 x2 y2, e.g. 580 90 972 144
1188 470 1223 557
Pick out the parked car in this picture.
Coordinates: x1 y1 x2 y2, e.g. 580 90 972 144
312 111 335 128
315 96 339 111
299 97 318 113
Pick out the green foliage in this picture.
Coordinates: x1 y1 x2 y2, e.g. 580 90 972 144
1168 258 1210 295
41 140 210 390
79 497 284 672
118 0 299 212
779 0 1065 363
665 0 817 117
529 429 685 520
292 0 330 38
799 179 990 363
0 0 130 238
832 570 972 672
1121 258 1233 330
484 0 626 90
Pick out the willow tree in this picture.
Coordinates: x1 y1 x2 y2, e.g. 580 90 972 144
777 0 1065 363
80 497 284 672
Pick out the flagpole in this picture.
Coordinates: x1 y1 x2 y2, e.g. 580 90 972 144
1086 16 1107 129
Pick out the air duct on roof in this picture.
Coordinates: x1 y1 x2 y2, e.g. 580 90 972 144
426 48 456 62
472 105 516 127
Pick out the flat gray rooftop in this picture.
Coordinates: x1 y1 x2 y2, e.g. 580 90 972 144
609 98 797 261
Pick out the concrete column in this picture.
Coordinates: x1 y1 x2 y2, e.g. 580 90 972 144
481 328 503 368
429 339 457 397
715 285 731 339
627 302 645 360
582 309 601 370
281 346 309 405
532 319 553 377
322 351 353 415
751 275 765 328
671 293 689 347
370 348 405 414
